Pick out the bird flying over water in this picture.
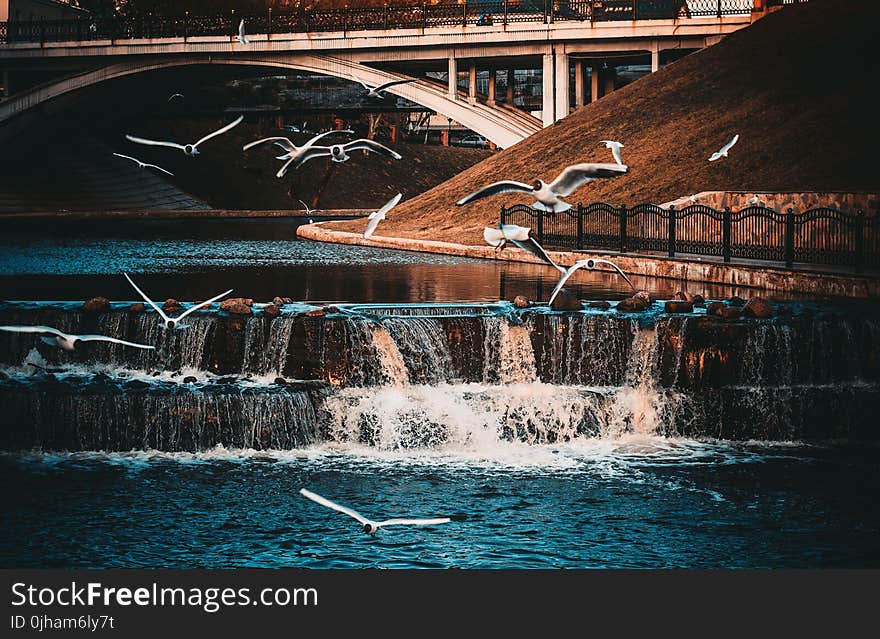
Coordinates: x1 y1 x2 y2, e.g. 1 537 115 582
548 258 636 305
298 199 321 216
599 140 625 166
123 273 233 330
126 116 244 157
363 193 403 239
349 73 418 99
299 489 450 535
483 223 564 273
708 134 739 162
0 325 155 352
243 129 354 178
237 19 249 45
283 139 402 174
457 163 628 213
112 153 174 176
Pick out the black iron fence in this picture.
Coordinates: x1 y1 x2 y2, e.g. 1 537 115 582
0 1 762 45
501 202 879 273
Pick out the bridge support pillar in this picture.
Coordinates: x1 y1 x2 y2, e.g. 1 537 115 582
447 56 457 100
554 50 570 119
541 53 554 127
468 64 477 105
506 69 515 104
603 68 616 96
651 43 660 72
574 60 585 108
487 69 496 105
591 62 600 102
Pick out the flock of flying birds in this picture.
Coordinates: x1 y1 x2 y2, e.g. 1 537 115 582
1 43 743 532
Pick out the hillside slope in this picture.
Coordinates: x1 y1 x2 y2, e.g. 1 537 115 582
327 0 880 242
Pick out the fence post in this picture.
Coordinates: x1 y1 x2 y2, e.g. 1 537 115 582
855 210 865 274
184 11 189 41
543 0 548 24
422 1 427 29
39 18 44 45
537 208 544 244
667 205 676 257
717 0 722 19
784 207 795 268
501 205 506 225
504 0 508 26
463 1 468 27
576 203 584 250
268 7 273 36
633 0 638 21
619 204 627 253
722 206 731 263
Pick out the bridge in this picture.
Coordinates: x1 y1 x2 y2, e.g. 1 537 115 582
0 1 780 147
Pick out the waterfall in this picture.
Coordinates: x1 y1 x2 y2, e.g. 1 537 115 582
368 324 410 387
242 317 295 378
380 317 454 385
482 317 537 384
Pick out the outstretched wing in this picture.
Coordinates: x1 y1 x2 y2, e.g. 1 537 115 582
550 163 627 196
510 237 565 273
238 19 246 39
375 518 451 528
342 139 402 159
348 72 374 92
194 115 244 149
125 135 186 152
302 129 354 149
593 258 636 292
123 273 170 323
299 489 369 525
720 134 739 154
363 213 383 239
298 199 312 214
244 136 296 153
282 147 332 176
0 325 66 338
112 153 141 166
143 163 175 176
75 335 156 350
456 181 534 206
375 193 403 217
176 289 234 321
548 261 589 305
373 78 418 94
483 226 506 247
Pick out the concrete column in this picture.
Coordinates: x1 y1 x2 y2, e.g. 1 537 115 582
651 43 660 73
603 68 615 96
574 60 585 108
487 69 496 105
506 69 515 103
447 56 457 100
554 50 570 119
468 64 477 105
591 63 600 102
541 53 554 127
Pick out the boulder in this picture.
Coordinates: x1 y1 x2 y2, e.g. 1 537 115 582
692 294 706 306
124 379 151 390
326 306 341 314
182 376 198 384
633 291 654 305
728 295 746 307
615 296 648 313
163 298 182 311
664 300 694 314
743 297 773 319
305 309 327 318
220 298 253 315
550 290 583 312
587 300 612 310
673 291 693 302
129 302 146 313
706 301 726 316
273 296 294 306
263 304 282 318
273 377 289 386
83 297 110 312
716 306 743 320
513 295 530 309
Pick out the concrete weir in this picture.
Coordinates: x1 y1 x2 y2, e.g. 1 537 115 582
0 301 878 450
298 224 880 299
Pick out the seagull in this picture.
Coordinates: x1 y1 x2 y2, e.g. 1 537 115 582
167 93 184 102
236 19 248 45
599 140 625 166
457 163 628 213
363 193 403 239
548 258 636 305
0 325 155 352
298 199 321 216
483 223 564 273
126 115 244 157
243 129 354 178
708 134 739 162
299 489 450 535
113 153 174 176
282 139 402 175
123 273 233 330
349 73 418 99
747 195 760 205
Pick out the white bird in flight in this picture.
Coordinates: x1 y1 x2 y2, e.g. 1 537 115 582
284 139 402 174
548 258 636 305
298 199 321 216
299 489 450 535
708 134 739 162
126 115 244 157
349 73 418 99
236 19 248 45
167 93 184 102
483 223 564 273
113 153 174 176
600 140 625 166
243 129 354 178
123 273 233 330
363 193 403 239
0 325 155 352
457 163 628 213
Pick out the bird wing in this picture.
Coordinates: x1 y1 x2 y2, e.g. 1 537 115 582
550 163 628 196
302 129 353 149
286 147 333 174
244 136 296 153
194 115 244 149
720 134 739 154
342 139 402 159
168 93 184 101
456 181 534 205
708 152 722 162
348 72 374 92
238 19 246 38
123 273 170 323
299 489 369 525
611 145 623 166
511 237 565 273
113 153 140 165
375 192 403 217
143 163 175 176
373 78 418 94
592 258 636 291
548 261 589 305
0 325 66 338
298 199 312 214
125 135 186 152
375 518 451 528
74 335 156 350
483 227 506 247
175 289 234 321
363 214 383 239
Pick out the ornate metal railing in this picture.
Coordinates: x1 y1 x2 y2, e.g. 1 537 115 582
501 202 879 273
0 1 767 45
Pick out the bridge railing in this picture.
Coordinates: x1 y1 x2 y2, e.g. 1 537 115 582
0 1 763 45
501 201 878 273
